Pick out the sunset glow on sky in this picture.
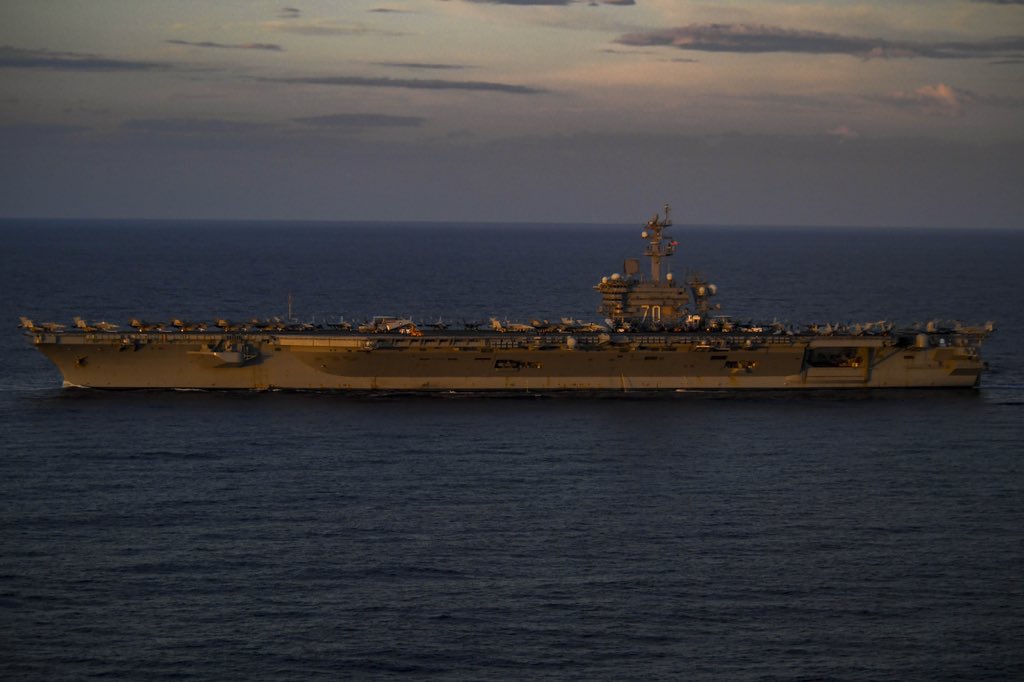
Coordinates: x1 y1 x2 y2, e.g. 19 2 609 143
1 1 1022 226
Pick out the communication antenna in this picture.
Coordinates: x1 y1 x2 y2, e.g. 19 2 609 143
643 203 675 283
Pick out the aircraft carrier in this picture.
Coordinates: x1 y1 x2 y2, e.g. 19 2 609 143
21 207 992 391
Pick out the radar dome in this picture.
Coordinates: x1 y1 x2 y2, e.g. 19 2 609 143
611 273 621 280
641 231 648 238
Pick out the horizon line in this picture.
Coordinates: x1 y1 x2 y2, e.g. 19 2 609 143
1 215 1021 231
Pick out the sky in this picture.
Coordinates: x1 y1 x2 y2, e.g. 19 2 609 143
1 0 1022 227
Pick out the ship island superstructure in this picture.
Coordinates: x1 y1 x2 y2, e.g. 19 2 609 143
22 207 992 391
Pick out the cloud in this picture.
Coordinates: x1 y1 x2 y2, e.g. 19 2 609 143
261 19 405 37
601 48 649 55
293 113 426 128
0 45 170 71
827 125 859 140
120 118 277 135
372 61 468 70
456 1 572 5
873 83 974 116
870 83 1024 116
453 0 634 5
261 75 546 94
166 39 284 51
601 47 699 63
277 7 301 19
616 24 1024 60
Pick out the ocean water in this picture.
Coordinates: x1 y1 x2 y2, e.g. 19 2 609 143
1 220 1022 680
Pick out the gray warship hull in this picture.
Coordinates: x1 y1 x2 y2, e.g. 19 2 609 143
23 206 992 391
29 328 985 391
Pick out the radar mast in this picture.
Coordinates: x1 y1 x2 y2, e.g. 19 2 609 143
642 204 676 283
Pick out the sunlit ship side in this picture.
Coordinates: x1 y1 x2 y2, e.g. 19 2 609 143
21 207 992 391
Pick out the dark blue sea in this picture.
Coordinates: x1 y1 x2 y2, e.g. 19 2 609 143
2 220 1022 680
